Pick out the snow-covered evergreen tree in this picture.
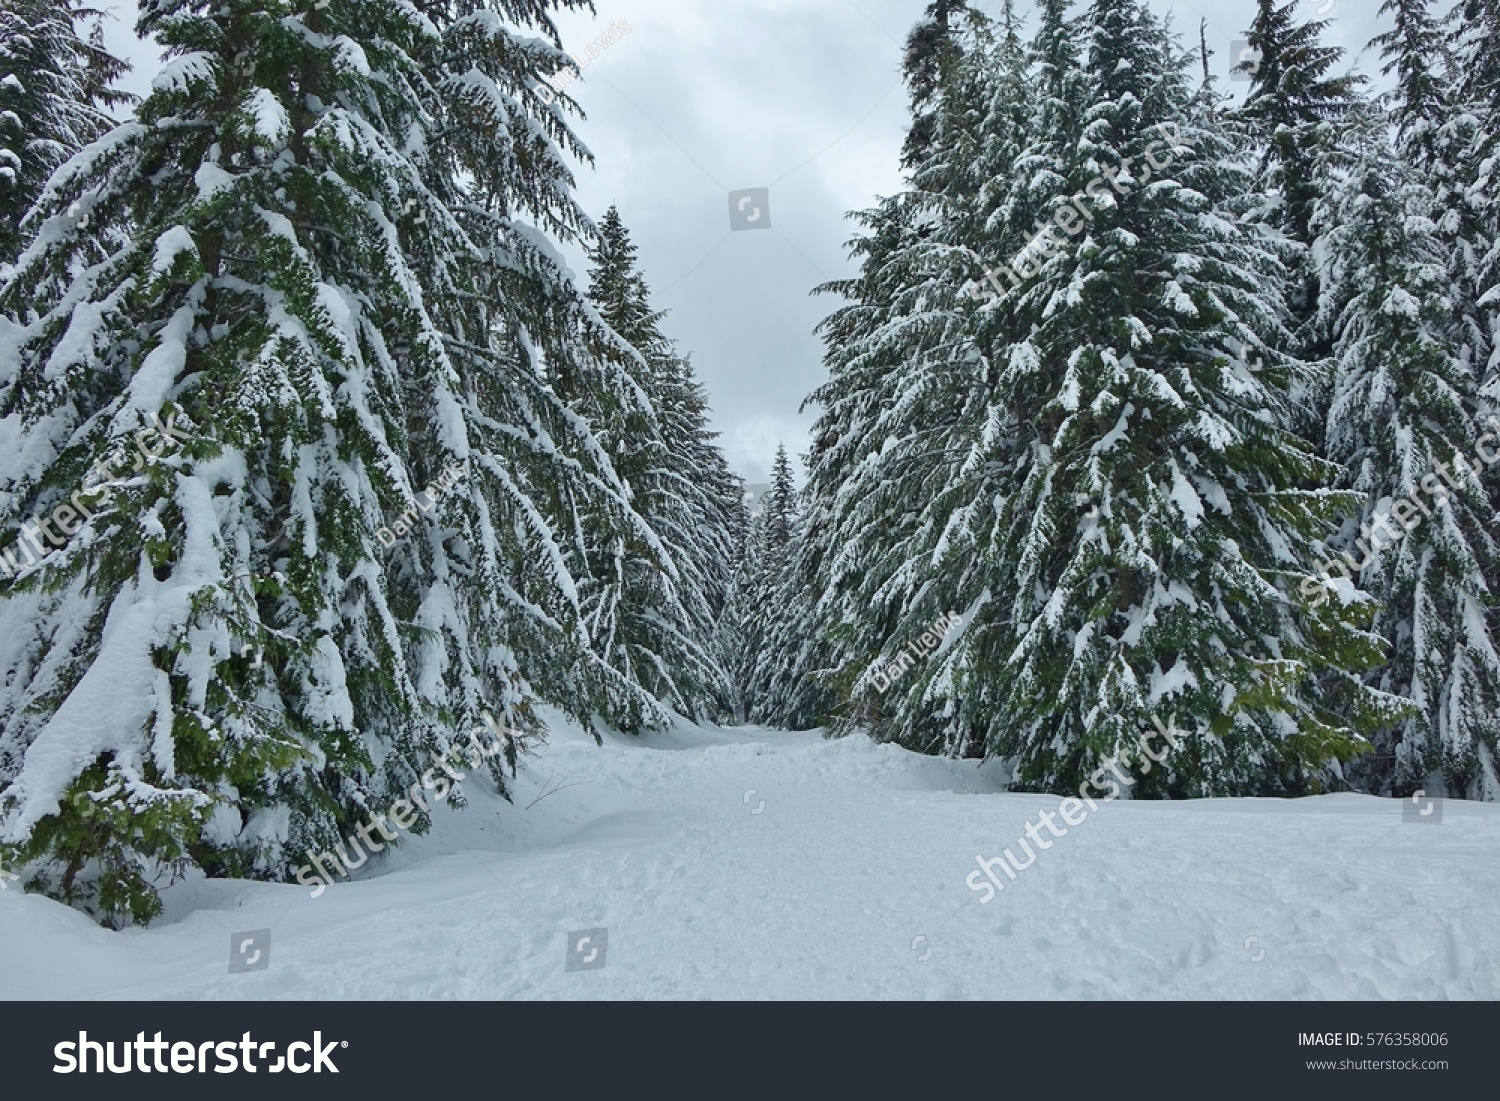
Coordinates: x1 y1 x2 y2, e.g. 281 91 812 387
1233 0 1366 438
1374 0 1452 169
713 479 755 722
1315 92 1500 800
1368 0 1490 401
743 446 827 728
799 4 1005 750
982 0 1409 797
734 449 792 721
0 0 128 268
1449 0 1500 111
805 0 1406 794
1446 2 1500 422
574 206 738 726
902 0 974 170
1235 0 1365 251
0 0 657 925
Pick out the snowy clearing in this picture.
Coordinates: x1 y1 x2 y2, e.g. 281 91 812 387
3 714 1497 1000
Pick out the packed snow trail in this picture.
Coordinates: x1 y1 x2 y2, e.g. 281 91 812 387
2 714 1496 999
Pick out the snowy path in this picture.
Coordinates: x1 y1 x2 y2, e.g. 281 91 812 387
3 715 1497 999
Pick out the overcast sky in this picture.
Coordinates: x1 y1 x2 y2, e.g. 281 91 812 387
97 0 1394 482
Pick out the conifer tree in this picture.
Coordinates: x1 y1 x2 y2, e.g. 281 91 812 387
801 6 1005 749
975 0 1408 797
746 449 819 728
576 206 738 726
1314 107 1500 801
1235 0 1365 250
0 0 651 925
902 0 974 170
0 0 128 268
1373 0 1452 169
740 446 826 727
714 479 754 723
806 0 1405 790
1447 2 1500 418
1449 0 1500 112
764 446 795 550
1229 1 1368 451
1371 0 1491 403
738 449 796 720
802 191 937 733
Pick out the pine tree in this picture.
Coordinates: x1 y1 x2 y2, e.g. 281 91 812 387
1449 0 1500 113
802 192 934 734
1447 2 1500 421
714 479 754 723
0 0 128 268
978 0 1410 797
728 500 774 723
0 0 652 925
1373 0 1451 169
1315 107 1500 801
1233 0 1367 454
1370 0 1490 396
764 446 795 550
738 449 796 721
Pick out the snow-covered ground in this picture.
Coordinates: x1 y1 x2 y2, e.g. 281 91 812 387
3 714 1497 999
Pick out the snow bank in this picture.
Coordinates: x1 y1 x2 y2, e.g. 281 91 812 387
2 714 1495 999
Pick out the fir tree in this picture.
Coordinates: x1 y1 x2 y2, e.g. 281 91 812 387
1315 108 1500 801
727 499 774 723
0 0 648 925
740 446 826 727
800 5 1004 749
1371 0 1494 467
738 448 797 721
764 446 796 551
1235 0 1365 249
1449 0 1500 114
806 0 1405 791
576 206 738 726
1447 2 1500 419
1372 0 1452 170
975 0 1406 797
714 478 754 723
1234 0 1366 444
0 0 129 268
902 0 973 169
803 191 939 735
